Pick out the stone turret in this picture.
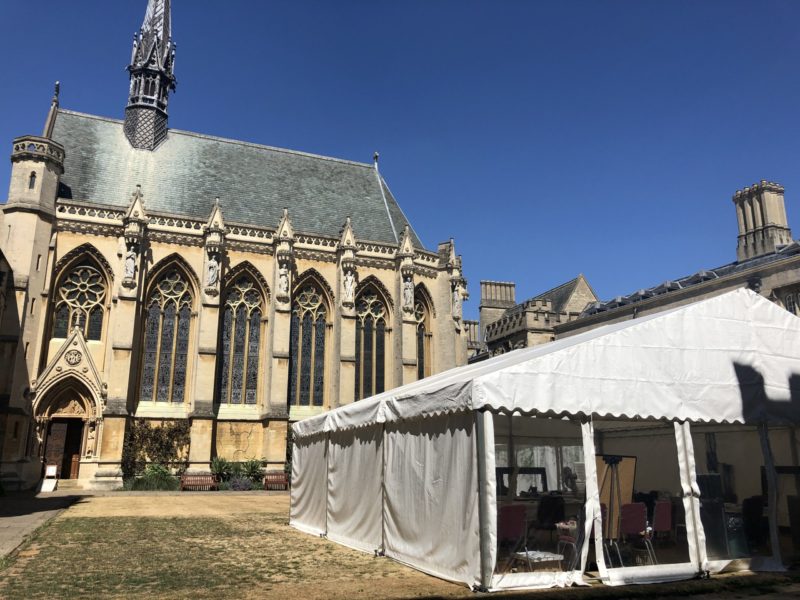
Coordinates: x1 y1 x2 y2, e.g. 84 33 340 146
733 180 793 261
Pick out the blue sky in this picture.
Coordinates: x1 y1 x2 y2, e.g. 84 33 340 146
2 1 799 320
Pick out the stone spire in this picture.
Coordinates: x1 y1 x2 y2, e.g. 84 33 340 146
124 0 176 151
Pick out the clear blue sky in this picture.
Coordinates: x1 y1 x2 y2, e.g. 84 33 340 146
2 1 799 320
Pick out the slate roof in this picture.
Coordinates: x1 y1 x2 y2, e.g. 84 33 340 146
51 110 424 247
582 242 800 316
528 276 582 314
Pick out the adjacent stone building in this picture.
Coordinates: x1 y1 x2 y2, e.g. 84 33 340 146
472 180 799 357
469 276 598 359
0 0 468 490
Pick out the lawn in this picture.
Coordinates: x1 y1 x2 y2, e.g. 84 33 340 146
1 493 799 600
0 494 469 600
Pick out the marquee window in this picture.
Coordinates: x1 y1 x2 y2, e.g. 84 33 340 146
51 262 106 340
414 294 432 380
355 288 387 400
139 268 193 403
216 276 263 405
288 284 329 407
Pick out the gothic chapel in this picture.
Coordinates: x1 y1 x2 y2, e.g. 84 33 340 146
0 0 469 489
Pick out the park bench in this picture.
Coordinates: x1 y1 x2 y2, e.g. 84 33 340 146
264 470 290 491
180 473 218 491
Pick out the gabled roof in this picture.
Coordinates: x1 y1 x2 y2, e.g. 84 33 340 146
52 110 425 247
528 274 595 314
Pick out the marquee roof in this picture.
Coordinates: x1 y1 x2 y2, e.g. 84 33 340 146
294 288 800 438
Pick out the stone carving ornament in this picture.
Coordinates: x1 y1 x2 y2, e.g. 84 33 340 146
65 349 82 366
343 269 356 304
124 246 137 280
402 276 414 311
278 263 290 297
206 253 219 287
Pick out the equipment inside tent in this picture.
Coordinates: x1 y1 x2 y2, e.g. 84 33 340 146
290 289 800 591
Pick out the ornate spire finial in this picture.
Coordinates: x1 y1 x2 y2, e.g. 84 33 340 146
373 151 380 168
42 81 61 139
124 0 176 150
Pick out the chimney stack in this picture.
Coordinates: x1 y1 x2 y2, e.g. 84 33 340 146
733 180 792 261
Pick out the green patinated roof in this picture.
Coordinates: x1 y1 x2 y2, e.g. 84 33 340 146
52 109 424 247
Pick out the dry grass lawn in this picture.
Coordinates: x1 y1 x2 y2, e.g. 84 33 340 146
2 493 800 600
0 493 471 600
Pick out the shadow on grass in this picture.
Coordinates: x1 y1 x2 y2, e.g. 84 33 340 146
0 492 85 518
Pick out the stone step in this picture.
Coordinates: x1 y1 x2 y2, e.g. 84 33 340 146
56 479 83 490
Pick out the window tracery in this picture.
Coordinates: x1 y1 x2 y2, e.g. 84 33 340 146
414 295 432 380
288 284 329 407
139 268 193 403
51 263 107 340
216 276 263 405
355 289 387 400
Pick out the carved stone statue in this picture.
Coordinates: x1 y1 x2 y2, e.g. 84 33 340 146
343 269 355 303
86 422 96 457
124 247 137 279
403 275 414 309
206 254 219 287
278 263 289 296
452 284 462 318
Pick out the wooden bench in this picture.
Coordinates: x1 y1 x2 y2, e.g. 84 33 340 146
180 473 218 491
264 470 290 491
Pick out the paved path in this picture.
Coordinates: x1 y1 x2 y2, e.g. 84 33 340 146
0 492 81 558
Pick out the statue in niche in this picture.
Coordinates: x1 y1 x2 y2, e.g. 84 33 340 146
124 246 137 279
278 263 289 296
452 284 462 317
403 275 414 309
343 269 355 303
85 422 96 457
206 254 219 287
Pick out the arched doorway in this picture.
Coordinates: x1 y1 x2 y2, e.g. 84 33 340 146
35 381 98 479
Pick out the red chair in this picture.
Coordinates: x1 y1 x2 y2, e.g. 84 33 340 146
617 502 656 565
651 500 672 546
498 504 532 571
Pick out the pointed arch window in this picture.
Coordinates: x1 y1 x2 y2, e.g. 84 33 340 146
216 276 264 405
355 288 387 401
28 171 37 190
139 269 193 403
414 295 432 380
51 262 107 340
288 284 329 407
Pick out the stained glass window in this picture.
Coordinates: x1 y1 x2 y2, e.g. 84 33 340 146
354 289 387 400
288 284 329 408
138 268 193 403
215 276 264 405
414 295 432 380
51 262 107 340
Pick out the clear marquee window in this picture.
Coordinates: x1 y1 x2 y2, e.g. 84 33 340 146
139 268 192 403
216 275 263 405
51 262 106 341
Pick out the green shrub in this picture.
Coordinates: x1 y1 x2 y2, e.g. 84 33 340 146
129 464 180 491
241 459 263 483
210 456 232 482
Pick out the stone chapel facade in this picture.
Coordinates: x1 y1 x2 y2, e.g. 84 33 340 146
0 0 469 490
